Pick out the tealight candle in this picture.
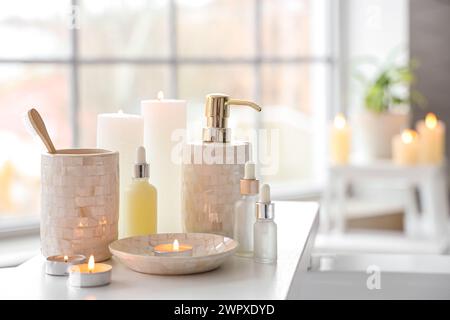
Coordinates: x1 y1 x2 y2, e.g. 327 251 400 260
416 113 446 164
154 239 193 257
68 255 112 287
392 129 419 165
45 255 86 276
330 113 351 165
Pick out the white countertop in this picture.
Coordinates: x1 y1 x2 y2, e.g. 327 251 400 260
0 201 319 300
299 252 450 299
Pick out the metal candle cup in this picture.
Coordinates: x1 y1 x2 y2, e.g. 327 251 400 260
68 255 112 287
45 255 86 276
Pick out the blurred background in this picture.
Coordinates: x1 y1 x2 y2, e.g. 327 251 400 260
1 0 449 265
0 0 331 221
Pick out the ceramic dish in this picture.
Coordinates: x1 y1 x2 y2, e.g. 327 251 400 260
109 233 238 275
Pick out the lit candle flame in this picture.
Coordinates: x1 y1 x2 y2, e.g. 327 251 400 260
425 113 437 129
88 255 95 273
401 129 416 144
157 91 164 100
173 239 179 251
64 255 68 263
334 113 346 129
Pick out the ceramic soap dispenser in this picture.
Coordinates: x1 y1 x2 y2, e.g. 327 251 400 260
181 93 261 237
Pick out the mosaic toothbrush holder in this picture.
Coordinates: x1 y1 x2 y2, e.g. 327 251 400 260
40 149 119 262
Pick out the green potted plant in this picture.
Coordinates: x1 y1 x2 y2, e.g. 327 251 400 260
352 59 425 159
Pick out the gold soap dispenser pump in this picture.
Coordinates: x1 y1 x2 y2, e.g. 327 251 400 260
202 93 262 143
182 93 261 237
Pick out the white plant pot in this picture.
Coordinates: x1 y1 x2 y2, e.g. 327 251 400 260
352 110 410 160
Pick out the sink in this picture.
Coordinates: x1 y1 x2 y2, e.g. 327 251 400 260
288 253 450 299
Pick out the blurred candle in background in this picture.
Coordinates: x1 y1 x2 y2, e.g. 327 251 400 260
392 129 419 165
416 113 445 164
97 110 144 238
330 113 351 165
141 91 186 233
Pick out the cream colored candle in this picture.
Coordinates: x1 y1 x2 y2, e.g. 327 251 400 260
96 110 144 238
392 129 419 165
330 113 351 165
141 91 186 233
416 113 445 164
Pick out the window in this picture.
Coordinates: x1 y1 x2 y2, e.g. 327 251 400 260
0 0 334 225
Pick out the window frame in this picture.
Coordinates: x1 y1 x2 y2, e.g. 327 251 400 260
0 0 339 233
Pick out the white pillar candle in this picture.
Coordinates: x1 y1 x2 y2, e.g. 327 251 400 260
416 113 446 164
96 110 144 238
330 113 351 165
141 91 187 233
392 129 419 165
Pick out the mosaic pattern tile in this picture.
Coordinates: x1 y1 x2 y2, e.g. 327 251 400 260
181 143 249 237
40 149 119 262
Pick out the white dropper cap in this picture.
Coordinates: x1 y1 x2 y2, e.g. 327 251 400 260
137 146 146 164
260 184 271 203
244 161 256 180
256 184 274 219
134 146 149 178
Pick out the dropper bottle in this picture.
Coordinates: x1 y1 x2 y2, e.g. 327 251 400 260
254 184 277 264
234 161 259 257
123 146 157 237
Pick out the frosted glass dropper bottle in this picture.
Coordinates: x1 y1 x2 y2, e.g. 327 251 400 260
123 146 157 237
234 161 259 257
254 184 277 264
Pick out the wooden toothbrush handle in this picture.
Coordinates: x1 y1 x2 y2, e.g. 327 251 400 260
28 108 57 154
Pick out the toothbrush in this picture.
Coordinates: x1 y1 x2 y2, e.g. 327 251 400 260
24 108 57 154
